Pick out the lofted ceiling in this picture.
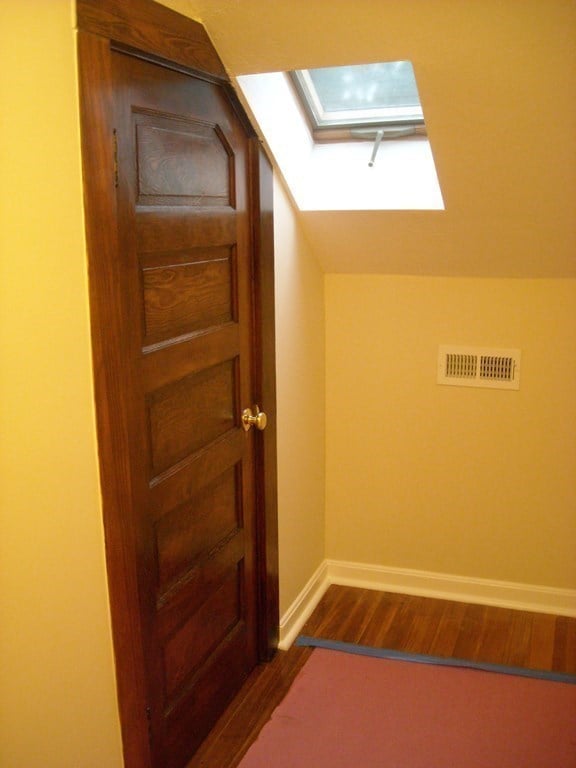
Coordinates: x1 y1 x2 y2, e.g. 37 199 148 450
159 0 576 278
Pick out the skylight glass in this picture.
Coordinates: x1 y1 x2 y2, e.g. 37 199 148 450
292 62 424 129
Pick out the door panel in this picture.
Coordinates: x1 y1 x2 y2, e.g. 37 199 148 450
112 50 258 768
134 116 233 205
148 360 236 475
155 465 238 589
140 246 234 346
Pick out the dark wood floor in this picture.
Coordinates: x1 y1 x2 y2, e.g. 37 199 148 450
188 585 576 767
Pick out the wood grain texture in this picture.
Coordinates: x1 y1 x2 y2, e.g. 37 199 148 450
248 142 279 660
155 466 239 590
148 360 235 475
111 49 258 768
135 118 233 205
77 5 277 767
77 30 154 768
77 0 227 78
188 585 576 768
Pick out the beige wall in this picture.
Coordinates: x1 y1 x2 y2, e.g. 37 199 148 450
326 276 576 590
274 178 326 613
0 2 123 765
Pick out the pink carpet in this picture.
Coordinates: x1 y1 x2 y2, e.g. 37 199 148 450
238 648 576 767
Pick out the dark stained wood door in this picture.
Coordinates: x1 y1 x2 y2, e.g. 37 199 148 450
111 50 260 768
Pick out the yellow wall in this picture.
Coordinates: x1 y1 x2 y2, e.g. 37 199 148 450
274 178 326 613
326 276 576 590
0 2 123 765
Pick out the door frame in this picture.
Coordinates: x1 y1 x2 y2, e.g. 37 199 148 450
76 2 278 765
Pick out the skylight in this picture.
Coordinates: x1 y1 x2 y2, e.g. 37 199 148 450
291 62 424 131
235 63 444 212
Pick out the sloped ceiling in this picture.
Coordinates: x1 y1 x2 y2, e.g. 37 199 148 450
160 0 576 278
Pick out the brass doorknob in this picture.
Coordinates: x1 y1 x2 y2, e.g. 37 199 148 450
241 405 267 432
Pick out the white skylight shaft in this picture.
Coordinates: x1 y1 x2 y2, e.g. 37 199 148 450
236 70 444 212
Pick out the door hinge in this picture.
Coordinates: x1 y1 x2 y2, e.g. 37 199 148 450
113 129 119 188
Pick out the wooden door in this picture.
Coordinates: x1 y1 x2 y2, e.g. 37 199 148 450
112 52 260 767
76 3 278 768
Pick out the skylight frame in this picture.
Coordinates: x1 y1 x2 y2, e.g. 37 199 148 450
290 63 426 133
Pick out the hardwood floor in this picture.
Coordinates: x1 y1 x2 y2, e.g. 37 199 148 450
188 586 576 767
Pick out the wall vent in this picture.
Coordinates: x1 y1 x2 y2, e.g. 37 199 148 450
437 345 521 390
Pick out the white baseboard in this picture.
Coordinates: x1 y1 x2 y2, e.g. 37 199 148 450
327 559 576 618
278 561 330 650
278 558 576 650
